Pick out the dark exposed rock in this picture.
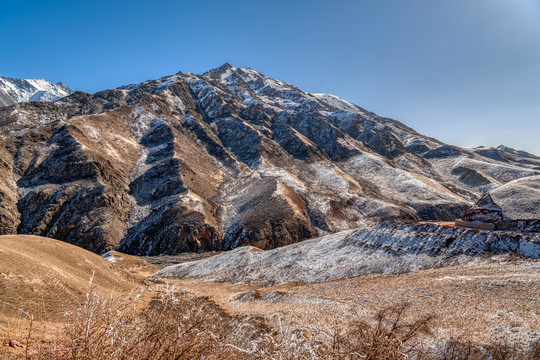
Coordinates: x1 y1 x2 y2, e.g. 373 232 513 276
219 179 317 250
451 167 491 187
424 145 461 159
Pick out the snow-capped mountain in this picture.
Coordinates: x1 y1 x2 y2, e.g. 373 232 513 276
0 77 73 107
0 63 539 255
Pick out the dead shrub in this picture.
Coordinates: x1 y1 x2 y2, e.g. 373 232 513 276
57 276 236 359
332 302 434 359
441 338 487 360
441 337 540 360
526 341 540 359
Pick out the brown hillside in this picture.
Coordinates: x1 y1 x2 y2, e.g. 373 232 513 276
0 235 142 324
102 250 158 278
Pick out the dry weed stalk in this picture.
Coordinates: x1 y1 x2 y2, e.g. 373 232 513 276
330 302 434 360
1 301 35 360
58 275 231 359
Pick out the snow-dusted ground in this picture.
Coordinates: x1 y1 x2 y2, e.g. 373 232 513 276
490 175 540 220
153 222 540 285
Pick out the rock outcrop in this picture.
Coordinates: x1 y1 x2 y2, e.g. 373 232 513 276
1 64 539 254
152 221 540 286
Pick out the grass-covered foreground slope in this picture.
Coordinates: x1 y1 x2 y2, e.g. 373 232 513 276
1 233 539 358
0 235 142 323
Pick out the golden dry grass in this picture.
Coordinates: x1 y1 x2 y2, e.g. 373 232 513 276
1 239 539 359
0 235 144 327
2 282 538 359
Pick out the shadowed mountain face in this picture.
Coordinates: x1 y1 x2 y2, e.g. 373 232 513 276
1 64 539 255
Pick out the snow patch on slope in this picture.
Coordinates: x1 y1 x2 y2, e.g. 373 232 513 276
311 93 365 114
490 175 540 220
153 222 540 285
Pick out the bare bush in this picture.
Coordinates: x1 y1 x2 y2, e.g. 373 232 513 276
526 341 540 360
441 337 540 360
219 303 434 359
330 303 434 360
57 277 238 359
441 338 488 360
2 280 539 360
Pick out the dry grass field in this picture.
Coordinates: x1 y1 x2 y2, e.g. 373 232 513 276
102 251 158 278
0 235 147 350
172 256 540 348
0 235 143 319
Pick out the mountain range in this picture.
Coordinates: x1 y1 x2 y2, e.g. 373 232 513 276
1 64 539 255
0 77 72 107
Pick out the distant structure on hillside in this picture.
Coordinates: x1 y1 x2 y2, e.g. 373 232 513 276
456 193 540 232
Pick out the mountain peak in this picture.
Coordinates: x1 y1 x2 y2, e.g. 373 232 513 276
217 62 235 70
496 144 539 159
204 63 238 80
0 76 73 107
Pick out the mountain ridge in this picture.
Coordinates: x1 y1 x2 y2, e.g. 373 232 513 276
0 64 538 255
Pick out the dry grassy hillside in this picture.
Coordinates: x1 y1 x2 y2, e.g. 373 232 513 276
0 235 143 325
175 257 540 347
102 250 158 277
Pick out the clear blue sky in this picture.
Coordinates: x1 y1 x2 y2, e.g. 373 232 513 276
2 0 539 155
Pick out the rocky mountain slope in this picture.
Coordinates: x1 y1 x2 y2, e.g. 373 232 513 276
0 64 539 255
0 77 72 107
152 221 540 285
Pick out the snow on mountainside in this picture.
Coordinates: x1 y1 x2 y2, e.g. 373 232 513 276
0 63 539 255
152 221 540 285
490 175 540 220
0 77 73 107
311 93 367 113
